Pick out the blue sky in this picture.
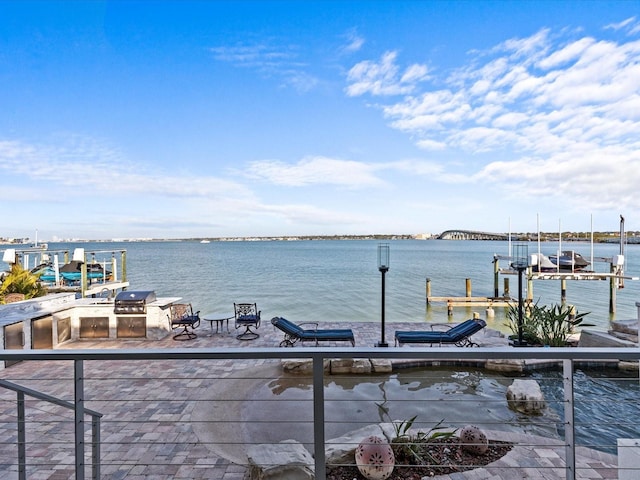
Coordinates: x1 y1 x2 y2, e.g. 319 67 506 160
1 1 639 241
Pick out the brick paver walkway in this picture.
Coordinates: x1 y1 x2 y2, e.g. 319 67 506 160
0 320 620 479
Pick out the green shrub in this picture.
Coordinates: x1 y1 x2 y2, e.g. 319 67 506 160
505 302 592 346
0 264 47 304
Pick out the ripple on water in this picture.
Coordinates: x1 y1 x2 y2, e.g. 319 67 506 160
243 367 561 448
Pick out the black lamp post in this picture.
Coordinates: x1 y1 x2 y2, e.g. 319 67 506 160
377 243 390 347
512 242 529 346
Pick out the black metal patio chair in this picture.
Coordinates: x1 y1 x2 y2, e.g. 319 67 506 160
169 303 200 341
234 303 261 340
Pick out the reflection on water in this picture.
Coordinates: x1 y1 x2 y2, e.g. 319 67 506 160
247 366 640 454
247 367 560 449
532 368 640 454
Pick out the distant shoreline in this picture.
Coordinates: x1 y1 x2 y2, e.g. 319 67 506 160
1 231 637 245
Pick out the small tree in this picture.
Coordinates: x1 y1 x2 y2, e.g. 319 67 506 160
0 264 47 304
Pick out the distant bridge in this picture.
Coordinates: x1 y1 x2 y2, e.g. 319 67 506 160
438 229 508 240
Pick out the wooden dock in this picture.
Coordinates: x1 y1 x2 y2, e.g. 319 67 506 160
425 278 514 314
425 249 638 315
426 296 514 308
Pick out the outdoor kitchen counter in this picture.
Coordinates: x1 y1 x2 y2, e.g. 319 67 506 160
74 296 181 308
0 293 77 327
0 295 187 368
69 296 183 341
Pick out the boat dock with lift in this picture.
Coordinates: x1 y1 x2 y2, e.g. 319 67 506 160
2 246 129 298
426 251 637 315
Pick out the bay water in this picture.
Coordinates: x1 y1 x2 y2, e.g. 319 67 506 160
46 239 640 333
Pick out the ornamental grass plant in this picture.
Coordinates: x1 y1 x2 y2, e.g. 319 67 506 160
505 302 592 346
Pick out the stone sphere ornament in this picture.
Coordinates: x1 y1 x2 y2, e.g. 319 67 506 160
459 425 488 455
355 435 395 480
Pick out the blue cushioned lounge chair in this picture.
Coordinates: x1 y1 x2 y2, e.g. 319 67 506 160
394 318 486 347
271 317 355 347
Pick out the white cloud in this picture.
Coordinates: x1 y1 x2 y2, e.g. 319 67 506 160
211 42 319 92
210 43 297 65
347 25 640 213
0 138 249 200
498 28 551 62
280 70 320 93
389 159 444 175
604 17 637 32
491 112 528 129
245 156 385 188
401 64 429 83
342 30 365 53
259 202 367 226
345 51 429 96
537 37 596 69
416 138 447 150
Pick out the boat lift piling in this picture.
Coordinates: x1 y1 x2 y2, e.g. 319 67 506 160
492 254 632 314
426 254 635 315
3 247 129 298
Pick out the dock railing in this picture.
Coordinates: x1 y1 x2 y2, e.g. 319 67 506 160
0 347 638 479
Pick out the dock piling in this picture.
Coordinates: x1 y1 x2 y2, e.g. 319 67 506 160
425 278 431 304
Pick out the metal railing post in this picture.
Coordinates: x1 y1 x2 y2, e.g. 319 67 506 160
0 378 102 480
313 355 326 479
17 391 26 480
563 359 576 480
92 416 101 479
75 359 85 480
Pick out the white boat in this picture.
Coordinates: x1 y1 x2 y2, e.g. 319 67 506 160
30 229 48 250
531 253 557 272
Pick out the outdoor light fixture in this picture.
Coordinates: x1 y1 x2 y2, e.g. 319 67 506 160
512 242 529 347
377 243 390 347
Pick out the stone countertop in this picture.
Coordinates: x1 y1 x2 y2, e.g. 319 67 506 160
73 296 181 308
0 295 182 328
0 293 77 327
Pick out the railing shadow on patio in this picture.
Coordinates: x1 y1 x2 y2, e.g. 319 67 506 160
0 347 638 480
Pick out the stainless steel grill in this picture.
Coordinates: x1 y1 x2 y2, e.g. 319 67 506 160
113 290 156 314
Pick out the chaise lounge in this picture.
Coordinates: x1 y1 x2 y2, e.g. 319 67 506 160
271 317 355 347
394 318 486 347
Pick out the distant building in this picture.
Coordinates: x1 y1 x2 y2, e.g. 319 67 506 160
414 233 434 240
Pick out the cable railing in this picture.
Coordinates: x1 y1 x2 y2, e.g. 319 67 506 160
0 376 102 480
0 347 638 480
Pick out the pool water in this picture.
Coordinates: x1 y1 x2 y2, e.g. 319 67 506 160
245 366 640 454
532 368 640 454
